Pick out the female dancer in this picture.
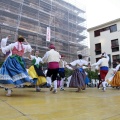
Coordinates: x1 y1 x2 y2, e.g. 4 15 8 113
0 35 33 96
28 50 46 92
68 54 89 92
108 60 120 88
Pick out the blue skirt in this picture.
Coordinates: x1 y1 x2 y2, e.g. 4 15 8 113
85 76 90 84
0 56 34 88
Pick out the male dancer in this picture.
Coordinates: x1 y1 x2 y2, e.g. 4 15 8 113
59 55 72 90
91 52 109 91
59 55 67 90
42 44 61 93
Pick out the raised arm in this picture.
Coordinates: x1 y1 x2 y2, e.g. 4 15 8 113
1 35 13 54
23 39 32 53
1 35 11 48
91 59 102 67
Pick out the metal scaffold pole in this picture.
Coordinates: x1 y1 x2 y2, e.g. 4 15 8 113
15 0 24 41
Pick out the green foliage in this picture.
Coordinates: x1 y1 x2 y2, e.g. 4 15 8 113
86 69 98 82
65 68 73 78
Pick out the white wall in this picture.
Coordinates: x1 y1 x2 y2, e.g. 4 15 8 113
89 20 120 66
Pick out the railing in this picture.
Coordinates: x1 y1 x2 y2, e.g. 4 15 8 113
0 2 20 14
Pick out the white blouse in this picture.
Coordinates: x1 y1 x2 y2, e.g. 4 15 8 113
1 37 32 55
70 59 88 67
30 55 43 65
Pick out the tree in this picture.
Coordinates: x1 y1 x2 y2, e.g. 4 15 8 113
86 69 98 87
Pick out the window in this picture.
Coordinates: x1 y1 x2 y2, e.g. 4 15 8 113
95 43 101 55
94 24 117 37
109 24 117 32
112 54 120 67
112 54 120 62
111 39 119 52
94 30 100 37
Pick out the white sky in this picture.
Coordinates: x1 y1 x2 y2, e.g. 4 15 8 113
66 0 120 28
85 0 120 28
65 0 120 47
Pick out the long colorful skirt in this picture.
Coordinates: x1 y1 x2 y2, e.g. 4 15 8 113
0 56 34 88
108 71 120 87
28 65 46 86
69 68 86 89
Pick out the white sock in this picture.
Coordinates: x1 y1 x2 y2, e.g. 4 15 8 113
60 78 64 88
7 89 11 94
46 77 52 86
54 80 57 90
102 81 106 88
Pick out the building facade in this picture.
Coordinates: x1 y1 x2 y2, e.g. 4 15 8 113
88 18 120 67
0 0 87 63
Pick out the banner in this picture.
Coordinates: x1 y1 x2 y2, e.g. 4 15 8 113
46 27 51 42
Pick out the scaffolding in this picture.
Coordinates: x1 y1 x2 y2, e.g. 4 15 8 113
0 0 87 62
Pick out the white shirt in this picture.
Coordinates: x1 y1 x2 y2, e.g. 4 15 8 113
70 59 88 67
42 49 61 63
1 41 32 55
59 59 67 68
30 55 43 65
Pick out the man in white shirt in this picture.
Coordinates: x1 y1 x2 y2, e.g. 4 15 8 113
42 44 61 93
91 52 109 91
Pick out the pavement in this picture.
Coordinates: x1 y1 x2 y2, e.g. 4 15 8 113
0 87 120 120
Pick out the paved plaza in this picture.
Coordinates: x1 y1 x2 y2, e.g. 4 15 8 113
0 87 120 120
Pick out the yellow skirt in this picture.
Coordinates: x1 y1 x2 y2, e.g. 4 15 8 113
28 66 46 86
108 71 120 86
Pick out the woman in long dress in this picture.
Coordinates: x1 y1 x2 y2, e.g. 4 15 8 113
28 50 46 92
0 35 34 96
108 60 120 88
68 54 89 92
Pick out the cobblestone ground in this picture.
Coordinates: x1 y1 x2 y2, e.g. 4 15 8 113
0 87 120 120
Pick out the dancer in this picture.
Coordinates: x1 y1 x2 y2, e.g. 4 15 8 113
28 50 46 92
108 60 120 88
0 35 33 96
42 43 61 93
95 66 102 89
68 54 89 92
91 52 109 91
59 54 67 91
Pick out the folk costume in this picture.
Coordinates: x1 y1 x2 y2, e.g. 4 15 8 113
42 44 61 93
59 55 72 90
0 36 33 96
91 53 109 91
28 55 46 91
108 64 120 87
59 55 67 90
68 54 88 92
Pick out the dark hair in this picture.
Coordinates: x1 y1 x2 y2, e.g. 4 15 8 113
78 54 82 59
18 35 24 42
